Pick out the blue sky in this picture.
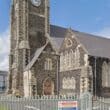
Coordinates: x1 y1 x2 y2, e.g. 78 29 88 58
0 0 10 33
50 0 110 34
0 0 110 34
0 0 110 70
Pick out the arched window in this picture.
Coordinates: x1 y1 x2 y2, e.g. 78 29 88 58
63 52 66 70
62 77 76 90
65 51 69 68
43 78 54 95
75 46 80 67
70 49 73 68
72 52 75 68
102 62 109 87
71 77 76 89
66 77 70 87
44 58 52 70
62 77 67 89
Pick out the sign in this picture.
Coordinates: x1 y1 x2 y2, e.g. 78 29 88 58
58 101 78 110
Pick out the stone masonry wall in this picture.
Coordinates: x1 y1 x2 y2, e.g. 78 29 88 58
89 56 110 97
32 45 59 96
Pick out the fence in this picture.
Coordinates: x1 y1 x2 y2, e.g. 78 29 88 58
3 93 110 110
0 95 80 110
93 97 110 110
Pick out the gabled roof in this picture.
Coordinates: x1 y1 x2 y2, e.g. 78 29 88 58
50 25 67 38
72 30 110 59
50 25 110 59
50 25 67 49
25 25 110 71
25 38 57 71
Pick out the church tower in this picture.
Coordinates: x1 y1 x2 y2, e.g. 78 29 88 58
9 0 50 95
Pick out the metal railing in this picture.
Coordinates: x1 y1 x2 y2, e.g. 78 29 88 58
2 93 110 110
93 97 110 110
0 95 79 110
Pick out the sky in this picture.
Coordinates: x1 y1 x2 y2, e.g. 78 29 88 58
0 0 110 70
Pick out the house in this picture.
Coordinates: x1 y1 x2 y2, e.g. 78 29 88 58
0 71 8 94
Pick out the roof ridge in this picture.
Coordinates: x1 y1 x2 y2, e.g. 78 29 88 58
50 24 110 40
74 30 110 40
50 24 67 30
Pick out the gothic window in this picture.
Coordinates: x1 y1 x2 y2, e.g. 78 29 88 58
60 53 63 71
69 49 74 68
64 52 66 69
43 78 54 95
102 62 110 87
44 58 52 70
75 46 80 67
72 52 75 68
66 51 69 68
66 77 70 87
62 77 76 90
70 77 76 89
62 77 67 89
60 47 81 71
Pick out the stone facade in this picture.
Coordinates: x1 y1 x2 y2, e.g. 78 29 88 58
9 0 50 95
89 56 110 97
9 0 110 97
23 43 59 97
31 45 59 96
59 30 92 96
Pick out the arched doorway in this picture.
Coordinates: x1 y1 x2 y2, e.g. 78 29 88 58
43 78 54 95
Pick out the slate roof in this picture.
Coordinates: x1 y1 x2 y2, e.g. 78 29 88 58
73 30 110 59
50 25 110 59
50 25 67 38
25 25 110 71
50 25 66 49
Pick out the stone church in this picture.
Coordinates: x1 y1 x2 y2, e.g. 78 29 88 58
8 0 110 97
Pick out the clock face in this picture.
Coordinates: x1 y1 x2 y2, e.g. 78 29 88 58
31 0 41 7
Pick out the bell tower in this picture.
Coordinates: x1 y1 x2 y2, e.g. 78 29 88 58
9 0 50 95
28 0 50 55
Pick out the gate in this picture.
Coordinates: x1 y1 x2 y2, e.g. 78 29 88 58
93 97 110 110
80 92 92 110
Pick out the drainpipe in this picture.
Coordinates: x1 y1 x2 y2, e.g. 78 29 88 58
94 57 97 97
57 55 59 95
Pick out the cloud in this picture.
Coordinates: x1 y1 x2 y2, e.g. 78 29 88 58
0 29 10 71
94 27 110 38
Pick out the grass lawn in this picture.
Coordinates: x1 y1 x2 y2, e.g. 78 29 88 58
0 105 8 110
